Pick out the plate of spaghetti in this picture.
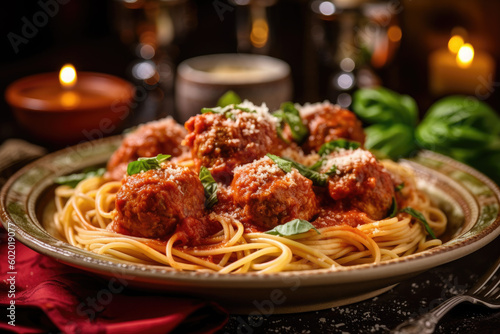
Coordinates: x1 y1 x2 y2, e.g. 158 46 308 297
2 100 500 313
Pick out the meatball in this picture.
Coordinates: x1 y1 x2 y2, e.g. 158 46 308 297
312 204 373 229
321 148 394 220
183 102 280 183
113 164 205 239
299 102 365 153
231 156 318 230
107 117 189 180
381 159 419 210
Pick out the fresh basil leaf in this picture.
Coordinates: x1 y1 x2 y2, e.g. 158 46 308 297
199 166 218 209
276 125 291 144
325 164 337 176
400 207 437 239
273 102 309 145
292 162 329 186
127 154 171 176
388 197 398 218
352 87 418 127
318 139 361 157
309 158 325 171
395 183 405 192
273 110 289 144
266 154 328 186
281 102 308 143
225 111 236 120
419 95 500 137
54 167 106 188
201 107 224 114
217 90 242 107
202 104 253 120
273 109 285 120
265 219 320 237
364 123 417 159
267 154 293 173
234 106 255 113
416 96 500 164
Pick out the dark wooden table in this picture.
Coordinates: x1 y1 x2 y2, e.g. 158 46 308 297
221 236 500 334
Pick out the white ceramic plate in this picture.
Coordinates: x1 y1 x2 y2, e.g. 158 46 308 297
1 136 500 314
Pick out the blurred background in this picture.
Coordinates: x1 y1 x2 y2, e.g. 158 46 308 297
1 0 499 145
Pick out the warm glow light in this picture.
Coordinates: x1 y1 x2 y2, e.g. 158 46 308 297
59 64 77 88
250 18 269 48
457 43 474 68
60 91 81 109
448 35 464 54
387 25 402 42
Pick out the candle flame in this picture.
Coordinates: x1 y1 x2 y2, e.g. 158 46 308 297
457 43 474 68
448 35 464 54
59 64 77 88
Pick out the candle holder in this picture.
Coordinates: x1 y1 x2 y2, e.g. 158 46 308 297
428 35 496 96
5 71 134 145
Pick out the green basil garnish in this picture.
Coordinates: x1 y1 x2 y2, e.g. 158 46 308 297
274 102 309 145
201 104 254 120
266 154 328 186
276 125 291 145
388 197 398 218
267 154 293 172
400 207 437 239
234 106 255 113
395 183 405 192
265 219 320 237
325 164 338 176
224 111 236 120
217 90 242 107
54 167 106 188
199 166 218 209
352 87 418 127
364 123 417 160
309 158 325 171
201 106 225 114
126 154 171 176
318 139 361 157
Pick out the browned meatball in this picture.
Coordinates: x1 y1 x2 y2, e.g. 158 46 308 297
230 156 318 230
299 102 365 153
320 148 394 220
113 164 205 239
107 118 188 180
312 204 373 229
183 104 280 183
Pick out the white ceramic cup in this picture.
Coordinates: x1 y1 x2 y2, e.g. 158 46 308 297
175 53 293 123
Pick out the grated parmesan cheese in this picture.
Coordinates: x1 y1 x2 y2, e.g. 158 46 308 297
233 156 281 183
296 101 340 118
234 100 279 127
323 148 377 173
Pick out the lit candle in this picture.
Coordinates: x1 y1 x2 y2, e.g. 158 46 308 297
59 64 81 109
5 65 134 144
429 36 496 96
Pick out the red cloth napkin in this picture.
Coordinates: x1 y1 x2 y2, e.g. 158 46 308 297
0 227 228 334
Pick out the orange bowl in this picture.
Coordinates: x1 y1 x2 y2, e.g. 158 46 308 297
5 72 135 145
